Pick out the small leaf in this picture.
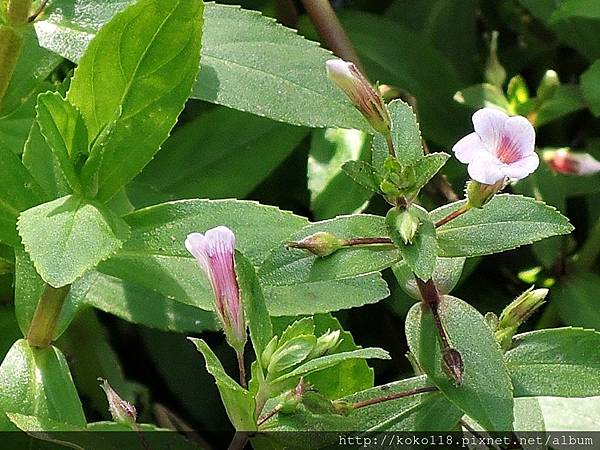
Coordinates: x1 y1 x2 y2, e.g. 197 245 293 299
405 152 450 199
506 327 600 397
0 339 86 430
189 338 256 431
66 0 204 202
18 194 131 287
341 160 381 193
550 0 600 22
405 296 514 431
431 194 573 258
234 252 273 367
393 256 465 300
454 84 510 111
581 60 600 117
372 99 423 169
35 92 88 192
279 317 315 347
268 335 316 375
386 205 437 281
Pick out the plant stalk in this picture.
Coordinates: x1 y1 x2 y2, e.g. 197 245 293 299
434 204 471 228
351 385 438 410
300 0 363 71
236 349 247 389
342 237 393 247
7 0 32 24
26 284 70 348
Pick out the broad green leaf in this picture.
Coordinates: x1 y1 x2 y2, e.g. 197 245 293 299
406 296 514 431
0 339 85 430
235 252 273 366
454 84 510 112
538 396 600 431
262 273 390 316
581 60 600 117
386 205 437 281
308 128 372 220
506 328 600 397
272 348 390 384
341 160 381 193
36 2 369 131
18 194 131 287
71 271 216 333
134 107 308 204
514 398 546 436
393 256 465 300
552 272 600 329
535 85 586 126
97 199 308 313
0 144 46 246
189 338 256 431
66 0 203 202
341 375 462 431
35 92 88 192
372 99 423 169
550 0 600 22
431 194 573 258
259 215 399 286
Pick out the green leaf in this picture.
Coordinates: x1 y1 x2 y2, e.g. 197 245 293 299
97 199 308 312
235 252 273 366
0 144 46 246
538 396 600 431
341 160 381 193
189 338 256 431
535 85 586 126
18 194 131 287
407 153 450 197
514 398 546 436
550 0 600 22
454 84 510 112
268 335 316 375
386 205 437 281
506 327 600 397
259 215 399 286
393 256 465 300
405 296 514 431
134 107 308 203
272 348 390 384
262 273 390 316
431 194 573 258
35 92 88 192
0 339 86 430
552 272 600 329
581 60 600 117
278 318 315 347
308 128 373 219
341 375 462 431
36 2 369 132
372 99 423 169
66 0 203 202
71 272 217 333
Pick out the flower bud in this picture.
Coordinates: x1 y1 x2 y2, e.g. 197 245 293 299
287 231 344 257
466 179 505 209
442 348 464 386
385 207 421 246
98 378 137 426
326 59 391 135
185 227 247 352
485 31 506 88
495 287 548 350
536 70 559 102
278 377 309 413
544 149 600 176
307 329 341 359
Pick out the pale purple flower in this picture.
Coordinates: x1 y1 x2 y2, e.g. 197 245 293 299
452 108 539 185
544 149 600 176
326 59 391 134
185 226 246 349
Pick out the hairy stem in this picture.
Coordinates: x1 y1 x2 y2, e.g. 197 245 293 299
227 432 249 450
301 0 362 69
434 204 471 228
27 284 71 348
236 349 247 389
385 134 396 157
351 386 438 410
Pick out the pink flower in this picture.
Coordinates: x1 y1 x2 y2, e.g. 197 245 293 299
452 108 539 185
544 149 600 176
326 59 391 134
185 226 246 350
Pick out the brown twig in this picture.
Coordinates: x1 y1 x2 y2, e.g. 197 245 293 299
28 0 49 22
434 204 470 228
351 386 438 410
236 350 247 389
257 406 281 427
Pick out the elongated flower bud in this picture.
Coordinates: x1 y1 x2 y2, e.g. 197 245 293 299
287 231 344 257
326 59 391 135
544 149 600 176
98 378 137 426
307 329 341 359
185 226 246 351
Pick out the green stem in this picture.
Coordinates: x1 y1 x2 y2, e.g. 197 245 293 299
26 284 70 348
0 25 24 108
573 218 600 272
7 0 32 24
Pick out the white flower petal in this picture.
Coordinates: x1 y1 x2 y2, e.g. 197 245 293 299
467 153 506 185
502 153 540 180
452 132 485 164
576 154 600 175
472 107 509 152
502 115 535 158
